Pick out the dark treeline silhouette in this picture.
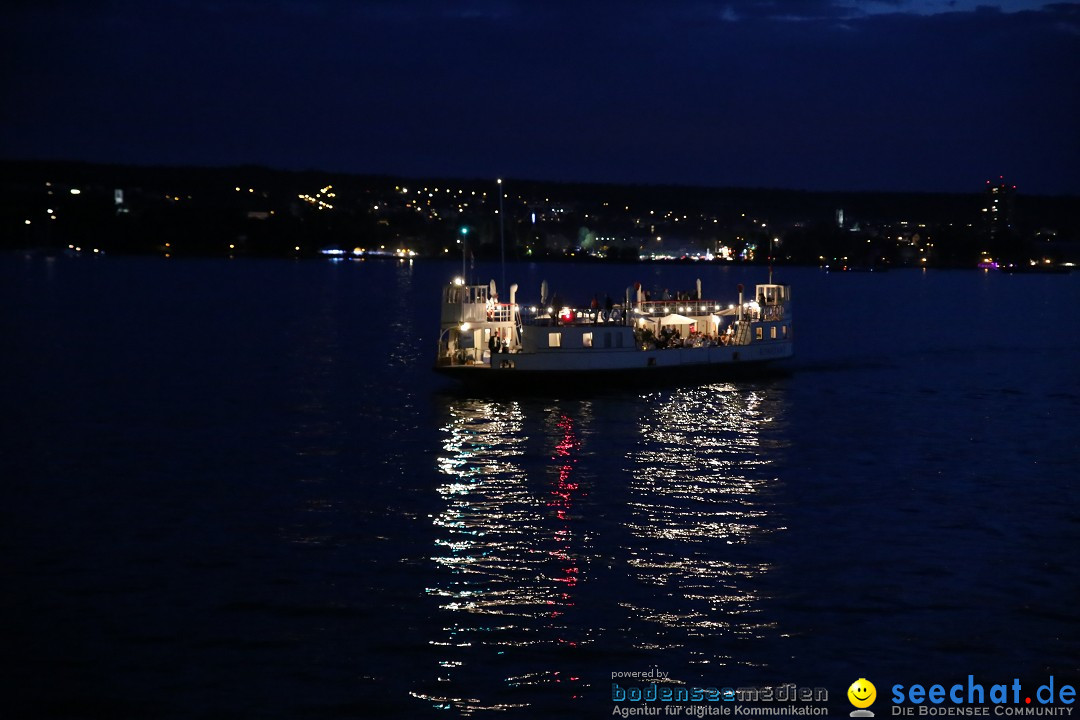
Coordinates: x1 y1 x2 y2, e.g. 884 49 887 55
2 160 1077 267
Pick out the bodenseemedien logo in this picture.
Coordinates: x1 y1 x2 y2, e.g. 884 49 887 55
848 678 877 717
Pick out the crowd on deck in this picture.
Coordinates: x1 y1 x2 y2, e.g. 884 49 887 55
635 325 736 350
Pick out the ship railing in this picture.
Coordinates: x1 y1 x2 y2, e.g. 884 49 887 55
513 302 784 327
759 304 785 321
460 301 517 324
634 300 731 315
632 300 784 321
520 305 630 326
487 303 515 323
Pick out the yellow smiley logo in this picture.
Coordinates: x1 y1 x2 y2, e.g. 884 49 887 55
848 678 877 709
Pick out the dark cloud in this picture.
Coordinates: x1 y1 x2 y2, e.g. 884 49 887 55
1 0 1076 192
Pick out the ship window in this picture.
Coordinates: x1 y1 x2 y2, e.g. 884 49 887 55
755 327 763 341
548 332 562 348
770 326 777 339
583 332 593 348
783 325 788 338
616 333 623 348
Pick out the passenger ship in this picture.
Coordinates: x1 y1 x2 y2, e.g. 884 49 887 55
434 276 793 388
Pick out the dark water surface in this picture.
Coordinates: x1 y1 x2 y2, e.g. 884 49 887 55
2 254 1078 718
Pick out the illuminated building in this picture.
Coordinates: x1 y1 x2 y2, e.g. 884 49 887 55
982 177 1015 241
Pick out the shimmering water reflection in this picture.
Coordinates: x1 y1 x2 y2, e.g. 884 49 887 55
420 383 791 714
9 258 1076 718
626 386 788 664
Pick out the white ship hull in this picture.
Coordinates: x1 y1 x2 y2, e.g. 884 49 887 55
436 342 792 389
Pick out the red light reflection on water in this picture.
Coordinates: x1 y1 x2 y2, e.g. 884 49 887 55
547 414 582 651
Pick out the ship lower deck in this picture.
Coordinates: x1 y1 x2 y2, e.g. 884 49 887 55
434 342 794 391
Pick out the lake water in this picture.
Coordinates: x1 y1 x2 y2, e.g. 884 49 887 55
2 253 1078 718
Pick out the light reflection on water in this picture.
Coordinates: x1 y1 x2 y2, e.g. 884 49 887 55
417 383 790 714
624 385 787 671
7 257 1077 718
388 259 416 370
418 398 578 713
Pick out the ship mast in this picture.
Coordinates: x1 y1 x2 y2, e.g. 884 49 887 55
497 178 506 294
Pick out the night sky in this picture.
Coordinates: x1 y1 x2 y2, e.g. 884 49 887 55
3 1 1078 194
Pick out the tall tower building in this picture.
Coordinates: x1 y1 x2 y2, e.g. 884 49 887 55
982 177 1015 241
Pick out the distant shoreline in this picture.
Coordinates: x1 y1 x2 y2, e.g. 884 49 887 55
3 159 1077 269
